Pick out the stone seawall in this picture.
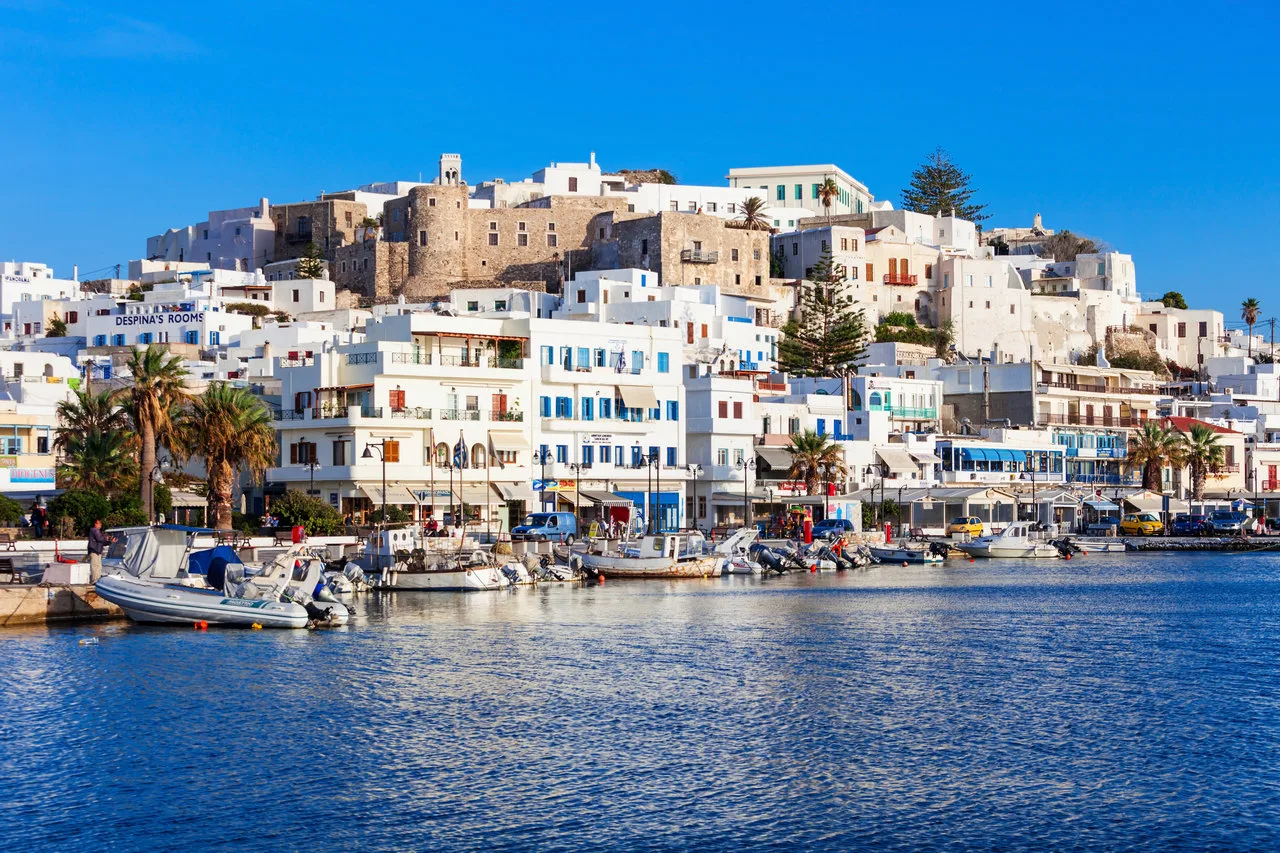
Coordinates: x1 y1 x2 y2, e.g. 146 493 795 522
0 585 123 627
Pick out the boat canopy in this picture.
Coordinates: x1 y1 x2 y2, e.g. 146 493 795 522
186 545 242 576
1083 499 1120 512
120 527 192 579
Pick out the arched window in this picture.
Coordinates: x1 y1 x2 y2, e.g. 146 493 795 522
868 392 882 408
471 444 486 468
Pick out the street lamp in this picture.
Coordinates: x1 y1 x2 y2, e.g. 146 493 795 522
149 461 168 525
304 458 320 497
736 457 756 530
569 462 583 534
532 446 553 510
362 441 388 526
636 442 659 534
686 463 703 532
864 463 884 527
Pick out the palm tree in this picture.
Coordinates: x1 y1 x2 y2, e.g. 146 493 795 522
1242 298 1261 358
737 196 770 231
118 345 188 522
786 430 848 495
1181 423 1225 501
58 429 137 495
54 388 130 452
818 177 839 224
1127 421 1185 492
181 383 277 530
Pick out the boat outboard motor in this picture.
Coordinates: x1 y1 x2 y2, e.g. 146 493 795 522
749 544 787 574
1050 537 1081 557
928 541 951 559
569 554 597 581
500 564 522 585
205 557 230 591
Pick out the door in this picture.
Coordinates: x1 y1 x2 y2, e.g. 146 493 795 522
492 393 507 416
888 258 897 279
687 322 694 344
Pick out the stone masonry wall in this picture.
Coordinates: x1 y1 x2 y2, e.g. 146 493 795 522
270 199 369 262
331 240 409 301
612 212 771 296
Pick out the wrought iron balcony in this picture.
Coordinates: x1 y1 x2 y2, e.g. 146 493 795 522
680 250 719 264
347 352 379 365
882 273 918 285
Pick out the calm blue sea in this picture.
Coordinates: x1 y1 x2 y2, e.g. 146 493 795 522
2 552 1279 851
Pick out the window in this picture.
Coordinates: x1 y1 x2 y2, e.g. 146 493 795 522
582 445 594 466
548 222 556 232
925 263 933 279
1178 322 1187 338
540 396 551 417
794 184 803 200
788 417 800 433
494 300 506 311
985 301 990 309
345 211 353 227
733 401 743 419
568 177 578 192
576 346 589 367
595 348 606 367
731 248 739 262
208 331 220 346
667 447 677 467
792 243 799 256
36 435 48 454
419 230 427 246
541 345 554 365
718 400 728 418
518 233 528 247
1199 321 1208 337
667 401 679 421
67 311 77 324
632 351 644 371
292 289 300 302
582 397 594 421
557 397 574 418
1010 305 1015 314
658 352 669 373
93 335 106 346
1097 262 1106 276
817 418 826 436
389 389 405 410
333 440 347 465
717 448 728 466
866 263 873 281
488 233 498 246
467 301 479 311
600 398 612 419
576 290 586 304
776 185 785 201
811 183 820 199
547 234 557 247
669 201 679 212
556 445 569 463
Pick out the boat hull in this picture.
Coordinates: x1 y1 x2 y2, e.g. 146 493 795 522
95 576 309 628
868 546 943 564
956 543 1060 559
579 553 722 579
377 566 505 591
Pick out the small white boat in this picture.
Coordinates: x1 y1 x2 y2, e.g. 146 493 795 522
578 531 722 579
955 522 1063 559
715 528 764 575
868 543 944 564
1070 538 1128 554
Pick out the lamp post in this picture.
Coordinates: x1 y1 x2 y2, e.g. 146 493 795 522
736 458 756 530
305 458 320 497
362 441 388 526
569 462 582 534
687 463 703 532
532 446 553 510
864 464 883 527
766 486 775 535
149 461 167 525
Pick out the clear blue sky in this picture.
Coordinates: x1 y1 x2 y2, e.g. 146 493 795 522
2 1 1276 324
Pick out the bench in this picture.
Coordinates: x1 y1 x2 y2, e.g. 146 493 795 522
216 532 250 550
0 557 15 583
273 530 294 547
0 533 16 551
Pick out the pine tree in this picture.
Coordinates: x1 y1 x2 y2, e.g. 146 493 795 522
777 246 868 378
295 242 325 279
901 147 988 225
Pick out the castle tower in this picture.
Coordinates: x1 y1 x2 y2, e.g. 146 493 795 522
439 153 462 186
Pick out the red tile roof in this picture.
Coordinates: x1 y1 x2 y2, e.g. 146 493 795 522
1159 416 1240 435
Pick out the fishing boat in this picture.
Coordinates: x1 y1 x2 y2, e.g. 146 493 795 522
954 521 1063 559
94 529 311 628
578 531 722 579
868 542 944 564
356 525 507 591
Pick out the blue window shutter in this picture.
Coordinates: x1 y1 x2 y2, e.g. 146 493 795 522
817 418 826 435
540 396 551 417
666 447 676 466
657 352 669 373
542 346 553 364
582 398 593 421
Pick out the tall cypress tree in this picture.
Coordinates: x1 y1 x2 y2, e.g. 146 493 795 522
901 147 988 225
295 242 325 279
777 246 868 378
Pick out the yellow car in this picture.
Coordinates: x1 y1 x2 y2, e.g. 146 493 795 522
947 516 984 536
1120 512 1163 536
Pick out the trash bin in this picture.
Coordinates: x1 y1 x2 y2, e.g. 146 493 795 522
292 525 305 543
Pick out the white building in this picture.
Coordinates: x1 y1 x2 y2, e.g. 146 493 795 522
0 262 81 338
726 164 876 219
145 199 276 272
934 257 1037 361
1135 302 1226 371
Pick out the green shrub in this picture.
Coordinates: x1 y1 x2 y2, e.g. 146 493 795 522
269 489 345 535
0 495 23 525
48 490 111 535
879 311 917 328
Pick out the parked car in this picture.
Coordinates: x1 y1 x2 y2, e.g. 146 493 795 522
1207 510 1249 535
1120 512 1164 536
813 518 856 540
1170 514 1209 536
511 511 578 544
947 516 984 536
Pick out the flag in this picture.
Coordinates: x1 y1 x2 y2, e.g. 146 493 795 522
453 432 467 468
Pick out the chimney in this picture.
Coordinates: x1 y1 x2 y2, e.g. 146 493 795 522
1032 213 1043 231
589 151 596 169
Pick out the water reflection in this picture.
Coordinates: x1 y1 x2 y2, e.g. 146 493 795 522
3 552 1280 851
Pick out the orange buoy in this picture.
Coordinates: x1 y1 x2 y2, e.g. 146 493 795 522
597 575 605 584
902 561 909 567
1065 554 1072 560
969 558 975 563
1082 551 1089 556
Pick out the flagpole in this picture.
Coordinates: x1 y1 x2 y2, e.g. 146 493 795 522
486 430 492 539
429 427 436 525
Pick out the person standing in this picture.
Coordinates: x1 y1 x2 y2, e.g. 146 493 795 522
87 518 109 583
30 503 46 539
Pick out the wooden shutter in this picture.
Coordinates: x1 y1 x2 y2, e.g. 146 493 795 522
718 401 728 418
389 389 405 410
733 401 743 419
384 440 400 463
289 443 299 463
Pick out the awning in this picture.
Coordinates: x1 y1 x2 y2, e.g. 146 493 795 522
169 491 206 507
495 483 536 502
876 447 917 475
616 385 659 409
578 490 633 507
489 431 529 452
458 484 497 505
909 451 943 465
755 446 793 470
1083 499 1120 512
360 484 419 506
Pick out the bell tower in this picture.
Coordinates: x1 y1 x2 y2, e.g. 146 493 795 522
439 153 462 186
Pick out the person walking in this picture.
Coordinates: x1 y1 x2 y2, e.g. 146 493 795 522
87 518 109 584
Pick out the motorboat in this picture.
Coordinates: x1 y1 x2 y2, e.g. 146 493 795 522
577 531 722 579
954 522 1064 559
714 528 764 575
94 528 310 628
868 542 945 564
